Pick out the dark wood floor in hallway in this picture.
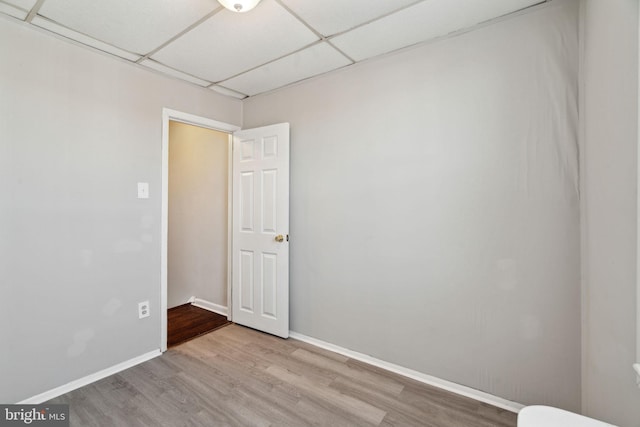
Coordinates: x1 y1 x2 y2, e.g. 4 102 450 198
50 324 517 426
167 303 230 347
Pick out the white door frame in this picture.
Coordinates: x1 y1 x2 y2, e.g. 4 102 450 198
160 108 240 352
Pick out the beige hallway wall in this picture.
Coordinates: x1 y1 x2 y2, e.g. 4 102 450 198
168 122 229 309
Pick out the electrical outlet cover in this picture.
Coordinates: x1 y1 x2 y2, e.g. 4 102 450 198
138 301 150 319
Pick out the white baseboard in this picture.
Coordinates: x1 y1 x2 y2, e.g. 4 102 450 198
18 349 161 404
191 297 228 317
289 331 524 414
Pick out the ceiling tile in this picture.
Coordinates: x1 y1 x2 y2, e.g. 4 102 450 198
0 2 28 19
139 59 211 86
151 0 319 83
331 0 542 61
3 0 36 12
222 42 351 96
37 0 218 55
280 0 417 37
32 16 142 61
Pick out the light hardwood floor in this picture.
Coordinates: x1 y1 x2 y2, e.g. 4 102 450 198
49 324 517 426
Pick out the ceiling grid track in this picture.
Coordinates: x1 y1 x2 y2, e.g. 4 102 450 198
273 0 322 39
216 39 326 84
138 58 214 86
274 0 355 64
28 15 142 60
137 7 224 64
24 0 44 22
326 0 428 40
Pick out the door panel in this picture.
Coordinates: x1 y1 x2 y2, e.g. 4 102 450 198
261 252 277 318
232 123 289 338
240 172 254 231
262 169 277 233
239 250 254 312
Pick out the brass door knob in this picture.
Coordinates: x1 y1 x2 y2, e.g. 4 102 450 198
275 235 284 242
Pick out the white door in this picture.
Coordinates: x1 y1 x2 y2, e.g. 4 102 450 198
232 123 289 338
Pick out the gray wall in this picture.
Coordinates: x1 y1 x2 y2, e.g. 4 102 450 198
0 18 241 403
244 0 582 411
168 122 229 309
581 1 640 426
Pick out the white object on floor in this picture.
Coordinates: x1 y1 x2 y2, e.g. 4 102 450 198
518 406 617 427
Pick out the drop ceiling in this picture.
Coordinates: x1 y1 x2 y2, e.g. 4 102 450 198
0 0 545 99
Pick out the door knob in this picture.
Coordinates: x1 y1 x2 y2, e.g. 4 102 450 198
275 235 284 242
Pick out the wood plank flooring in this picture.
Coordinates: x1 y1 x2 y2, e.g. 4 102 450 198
167 303 230 347
49 325 517 427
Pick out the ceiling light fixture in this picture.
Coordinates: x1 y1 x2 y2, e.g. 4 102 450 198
218 0 261 13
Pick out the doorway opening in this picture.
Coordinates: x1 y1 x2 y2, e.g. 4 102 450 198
167 121 230 347
161 109 240 352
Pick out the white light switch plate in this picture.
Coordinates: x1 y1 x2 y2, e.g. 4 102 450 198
137 182 149 199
